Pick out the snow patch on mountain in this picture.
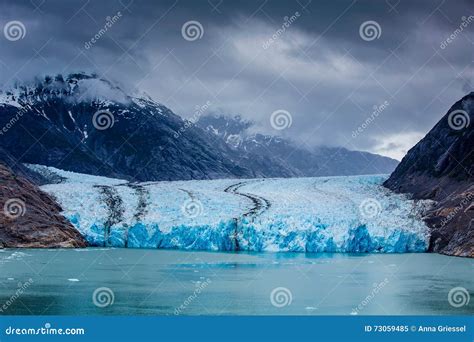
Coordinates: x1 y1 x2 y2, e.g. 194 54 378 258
197 114 399 177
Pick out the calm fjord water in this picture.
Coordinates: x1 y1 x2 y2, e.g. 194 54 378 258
0 248 472 315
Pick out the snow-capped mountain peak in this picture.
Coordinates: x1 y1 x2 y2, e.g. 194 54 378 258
0 72 398 182
1 73 127 105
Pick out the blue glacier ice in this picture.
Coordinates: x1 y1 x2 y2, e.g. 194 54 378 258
29 165 431 253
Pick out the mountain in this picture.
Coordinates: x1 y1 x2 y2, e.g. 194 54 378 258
0 73 397 181
384 92 473 257
0 157 86 248
0 73 254 181
197 114 399 177
0 147 48 185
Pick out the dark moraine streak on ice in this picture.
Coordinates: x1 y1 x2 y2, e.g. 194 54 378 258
94 185 125 243
224 180 271 219
127 184 150 222
28 165 431 253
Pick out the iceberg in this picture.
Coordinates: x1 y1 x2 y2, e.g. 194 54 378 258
30 165 430 253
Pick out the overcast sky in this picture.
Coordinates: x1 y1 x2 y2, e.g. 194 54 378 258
0 0 473 160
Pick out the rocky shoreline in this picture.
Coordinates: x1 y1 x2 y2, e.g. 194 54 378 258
0 162 86 248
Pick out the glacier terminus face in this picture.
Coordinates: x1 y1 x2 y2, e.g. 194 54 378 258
29 165 430 253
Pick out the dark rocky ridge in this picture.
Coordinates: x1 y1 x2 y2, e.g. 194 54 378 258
0 73 250 181
0 162 86 248
0 73 398 182
0 147 49 185
384 93 474 257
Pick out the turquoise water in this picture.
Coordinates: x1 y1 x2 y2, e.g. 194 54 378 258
0 248 472 315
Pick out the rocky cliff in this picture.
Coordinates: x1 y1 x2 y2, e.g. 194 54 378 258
384 92 473 257
0 162 86 248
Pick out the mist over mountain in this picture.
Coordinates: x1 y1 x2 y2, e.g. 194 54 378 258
197 114 399 177
0 73 397 181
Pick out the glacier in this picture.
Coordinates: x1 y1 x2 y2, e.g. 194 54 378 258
28 165 431 253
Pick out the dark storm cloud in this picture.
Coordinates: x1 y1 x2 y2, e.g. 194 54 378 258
0 0 472 159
